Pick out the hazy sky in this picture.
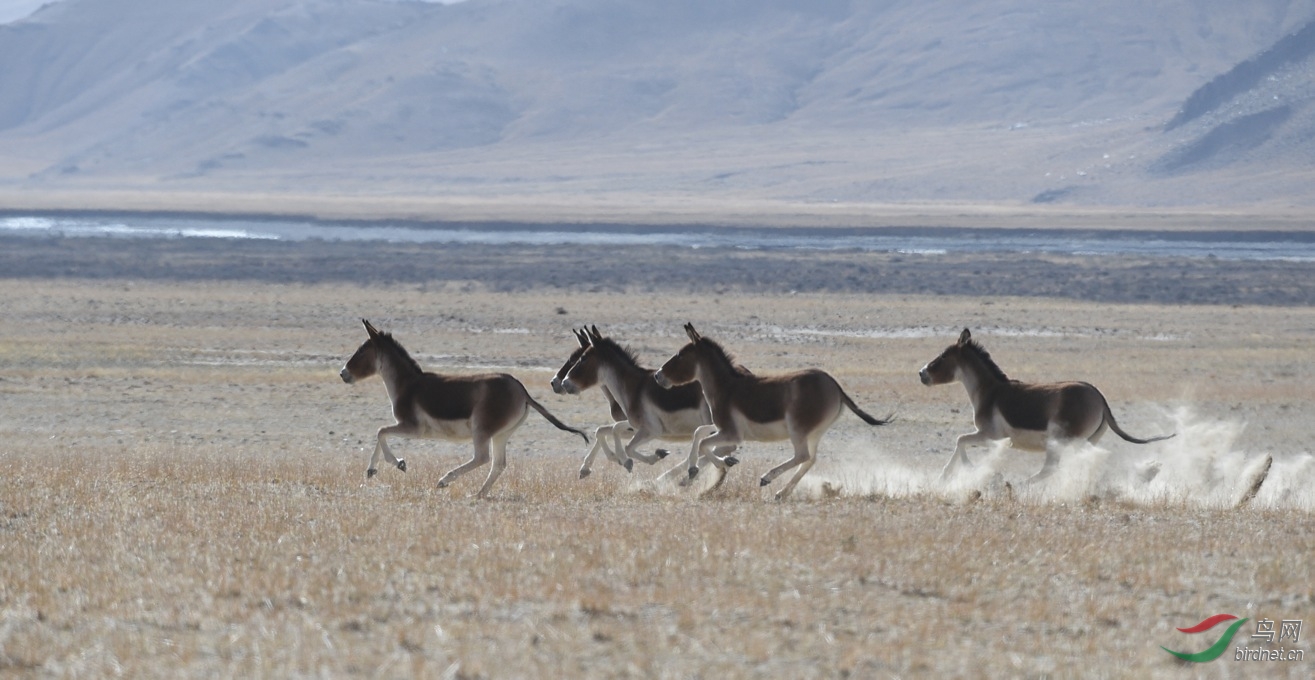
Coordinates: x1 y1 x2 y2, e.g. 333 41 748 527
0 0 52 24
0 0 470 25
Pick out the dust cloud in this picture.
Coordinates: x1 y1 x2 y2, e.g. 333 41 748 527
802 407 1312 510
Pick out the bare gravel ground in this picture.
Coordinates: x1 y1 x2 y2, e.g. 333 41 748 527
0 238 1312 677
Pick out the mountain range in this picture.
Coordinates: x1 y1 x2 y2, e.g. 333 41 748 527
2 0 1313 225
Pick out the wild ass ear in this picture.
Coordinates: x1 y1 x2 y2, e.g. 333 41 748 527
958 328 972 346
589 325 603 341
573 327 589 347
363 319 380 338
684 323 701 342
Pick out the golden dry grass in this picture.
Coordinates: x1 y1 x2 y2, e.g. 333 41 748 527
1 278 1312 678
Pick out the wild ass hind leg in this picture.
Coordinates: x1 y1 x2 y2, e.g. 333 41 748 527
695 445 740 495
367 423 413 478
473 429 515 499
620 427 661 470
760 429 820 500
437 436 490 491
1026 438 1065 484
1236 454 1273 508
678 424 720 484
610 423 649 468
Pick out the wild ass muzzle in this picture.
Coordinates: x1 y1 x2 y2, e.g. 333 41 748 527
653 323 893 499
340 319 588 498
562 325 738 481
552 327 637 477
919 328 1174 483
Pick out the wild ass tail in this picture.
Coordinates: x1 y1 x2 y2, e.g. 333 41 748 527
527 395 590 443
840 388 895 427
1103 400 1174 444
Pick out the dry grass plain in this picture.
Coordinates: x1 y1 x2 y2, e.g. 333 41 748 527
2 269 1313 678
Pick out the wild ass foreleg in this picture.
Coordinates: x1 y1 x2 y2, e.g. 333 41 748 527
681 426 742 485
367 424 413 478
703 444 739 469
621 428 665 468
578 424 619 479
941 430 990 481
693 445 741 494
437 437 491 490
609 423 637 465
679 424 719 479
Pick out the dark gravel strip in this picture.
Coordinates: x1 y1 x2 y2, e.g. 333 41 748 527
2 235 1312 306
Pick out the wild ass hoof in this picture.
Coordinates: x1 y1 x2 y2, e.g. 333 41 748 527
724 456 739 468
397 459 407 473
687 466 700 480
437 480 450 489
759 477 771 487
366 468 377 479
624 459 634 473
579 468 591 479
655 448 671 460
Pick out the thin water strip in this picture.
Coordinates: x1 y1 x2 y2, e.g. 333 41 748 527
3 214 1314 261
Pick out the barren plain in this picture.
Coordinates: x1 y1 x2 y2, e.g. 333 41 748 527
1 234 1312 678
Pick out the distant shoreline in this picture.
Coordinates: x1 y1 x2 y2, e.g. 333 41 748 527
0 190 1312 233
5 209 1315 249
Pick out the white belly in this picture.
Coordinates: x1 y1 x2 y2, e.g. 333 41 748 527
730 411 790 442
416 411 473 441
650 408 707 439
993 413 1047 451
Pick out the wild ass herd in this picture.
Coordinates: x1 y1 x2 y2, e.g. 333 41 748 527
340 319 1193 500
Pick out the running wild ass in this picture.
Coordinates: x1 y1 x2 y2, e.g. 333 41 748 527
654 323 893 499
551 327 637 477
919 328 1173 483
561 326 738 480
340 320 588 498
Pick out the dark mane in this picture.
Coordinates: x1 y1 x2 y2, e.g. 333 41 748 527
961 338 1009 382
593 335 644 371
698 337 754 377
374 331 424 376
